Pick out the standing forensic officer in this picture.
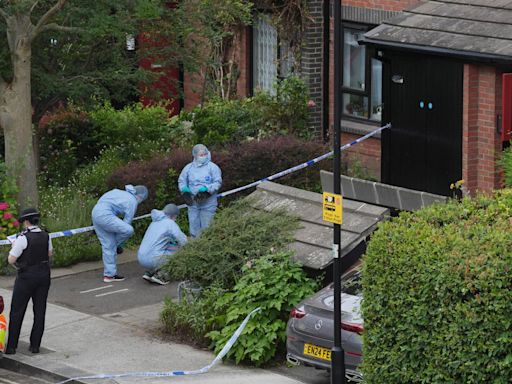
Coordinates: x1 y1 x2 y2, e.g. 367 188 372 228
178 144 222 237
5 208 52 355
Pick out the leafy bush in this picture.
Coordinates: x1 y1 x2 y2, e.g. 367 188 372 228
90 102 172 158
107 149 190 212
38 105 102 185
252 75 311 139
160 285 226 347
39 186 100 268
361 190 512 383
207 252 320 366
0 163 20 273
190 98 261 146
69 147 126 197
163 200 300 288
500 145 512 187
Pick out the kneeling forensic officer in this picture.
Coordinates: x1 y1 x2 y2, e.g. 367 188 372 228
137 204 187 285
5 208 52 355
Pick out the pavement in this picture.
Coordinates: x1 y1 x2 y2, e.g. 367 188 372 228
0 250 314 384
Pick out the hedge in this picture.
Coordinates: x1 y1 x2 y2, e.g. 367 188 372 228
361 190 512 383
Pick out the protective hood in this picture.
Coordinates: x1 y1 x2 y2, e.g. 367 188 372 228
150 209 167 222
192 144 211 167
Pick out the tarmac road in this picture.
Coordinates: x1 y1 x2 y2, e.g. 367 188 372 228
47 261 179 316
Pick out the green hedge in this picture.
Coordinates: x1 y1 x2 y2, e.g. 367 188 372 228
361 190 512 383
163 199 299 288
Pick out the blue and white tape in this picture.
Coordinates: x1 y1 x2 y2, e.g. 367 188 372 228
55 307 261 384
0 124 390 246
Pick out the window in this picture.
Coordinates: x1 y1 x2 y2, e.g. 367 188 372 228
253 14 295 94
342 26 382 122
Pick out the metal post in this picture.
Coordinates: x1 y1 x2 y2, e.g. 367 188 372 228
331 0 346 383
322 0 330 142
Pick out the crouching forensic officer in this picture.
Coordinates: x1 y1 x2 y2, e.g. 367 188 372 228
5 208 52 355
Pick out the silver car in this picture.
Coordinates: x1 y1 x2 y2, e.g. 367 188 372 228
286 267 363 383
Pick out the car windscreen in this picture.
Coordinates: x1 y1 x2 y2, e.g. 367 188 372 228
341 269 362 296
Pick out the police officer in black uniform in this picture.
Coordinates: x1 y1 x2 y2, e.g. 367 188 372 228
5 208 52 355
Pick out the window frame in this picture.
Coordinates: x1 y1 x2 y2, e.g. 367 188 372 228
341 22 382 123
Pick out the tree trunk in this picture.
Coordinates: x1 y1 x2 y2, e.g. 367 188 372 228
0 17 38 209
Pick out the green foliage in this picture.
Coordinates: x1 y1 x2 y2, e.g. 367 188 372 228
500 145 512 187
69 147 125 197
38 105 102 185
164 200 300 288
90 102 172 159
207 252 320 366
0 162 20 273
190 99 261 146
39 185 100 268
252 76 311 139
181 76 311 146
160 285 226 346
361 190 512 383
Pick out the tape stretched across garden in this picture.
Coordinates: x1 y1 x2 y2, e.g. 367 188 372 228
54 307 261 384
0 123 390 246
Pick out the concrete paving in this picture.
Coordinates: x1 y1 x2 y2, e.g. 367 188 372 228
0 251 314 384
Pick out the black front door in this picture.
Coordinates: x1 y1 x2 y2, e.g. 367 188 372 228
382 53 463 196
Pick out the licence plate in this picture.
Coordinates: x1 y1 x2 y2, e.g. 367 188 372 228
303 343 331 361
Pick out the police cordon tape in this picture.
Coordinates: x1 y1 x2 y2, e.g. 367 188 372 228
0 123 390 246
55 307 261 383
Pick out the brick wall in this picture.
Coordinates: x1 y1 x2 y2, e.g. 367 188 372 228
462 64 501 194
301 0 324 137
342 133 381 179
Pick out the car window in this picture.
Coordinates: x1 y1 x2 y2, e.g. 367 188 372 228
341 269 362 296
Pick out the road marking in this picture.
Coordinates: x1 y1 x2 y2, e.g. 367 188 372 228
95 288 129 297
80 285 113 294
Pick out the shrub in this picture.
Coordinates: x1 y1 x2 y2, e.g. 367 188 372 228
207 251 320 366
252 75 311 139
39 186 100 268
90 102 172 158
38 105 102 185
107 148 190 212
0 163 20 273
69 147 126 197
361 190 512 383
163 200 300 288
190 98 261 146
500 145 512 187
160 285 226 347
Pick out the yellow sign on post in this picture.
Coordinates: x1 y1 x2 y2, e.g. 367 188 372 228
322 192 343 224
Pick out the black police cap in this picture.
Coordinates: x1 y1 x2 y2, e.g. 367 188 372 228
19 207 40 222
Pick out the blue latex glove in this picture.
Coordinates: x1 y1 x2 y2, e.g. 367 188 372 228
198 186 208 193
181 186 191 193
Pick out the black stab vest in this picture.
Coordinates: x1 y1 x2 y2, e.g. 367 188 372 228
17 229 49 268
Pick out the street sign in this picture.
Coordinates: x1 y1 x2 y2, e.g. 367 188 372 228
322 192 342 224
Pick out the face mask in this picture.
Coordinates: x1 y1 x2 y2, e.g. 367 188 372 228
196 156 208 165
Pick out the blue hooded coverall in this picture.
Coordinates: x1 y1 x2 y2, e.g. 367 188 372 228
137 209 187 270
178 145 222 237
92 185 143 277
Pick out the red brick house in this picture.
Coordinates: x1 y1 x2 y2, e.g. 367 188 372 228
162 1 511 196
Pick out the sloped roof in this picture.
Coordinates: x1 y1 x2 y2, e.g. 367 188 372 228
248 182 389 270
363 0 512 62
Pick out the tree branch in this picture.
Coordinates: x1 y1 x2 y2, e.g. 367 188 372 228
38 23 81 34
30 1 40 14
0 8 9 21
32 0 66 37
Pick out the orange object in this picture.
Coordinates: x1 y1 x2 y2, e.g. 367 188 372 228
0 312 6 351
